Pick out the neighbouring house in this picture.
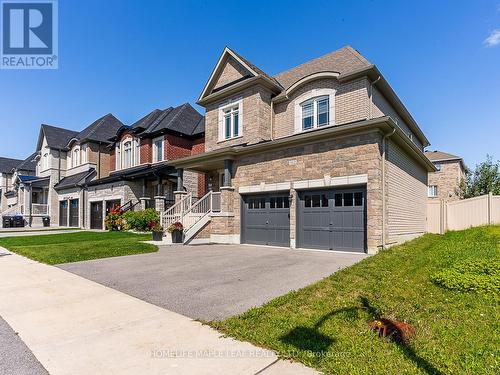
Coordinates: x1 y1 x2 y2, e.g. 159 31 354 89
84 103 205 230
425 150 466 201
164 46 436 253
0 155 36 214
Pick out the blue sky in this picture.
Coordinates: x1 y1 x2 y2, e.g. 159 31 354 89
0 0 499 169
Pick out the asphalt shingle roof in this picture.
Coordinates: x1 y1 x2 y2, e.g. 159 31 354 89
273 45 371 90
54 170 96 190
0 157 24 173
137 103 204 137
75 114 124 144
425 150 462 162
41 124 79 150
15 152 37 172
131 109 166 130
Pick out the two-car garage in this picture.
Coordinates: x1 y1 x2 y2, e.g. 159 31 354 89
241 187 366 253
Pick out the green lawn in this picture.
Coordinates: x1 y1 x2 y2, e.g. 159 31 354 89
0 231 157 264
212 226 500 375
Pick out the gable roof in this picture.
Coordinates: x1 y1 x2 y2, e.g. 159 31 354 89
71 113 124 145
14 152 37 172
0 157 24 174
273 46 370 90
39 124 79 150
198 47 283 103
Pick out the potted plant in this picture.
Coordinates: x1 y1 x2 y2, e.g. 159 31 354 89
148 220 164 241
167 221 184 243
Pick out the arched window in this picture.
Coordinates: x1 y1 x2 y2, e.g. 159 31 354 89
73 149 80 167
300 96 329 131
42 153 48 169
123 141 132 168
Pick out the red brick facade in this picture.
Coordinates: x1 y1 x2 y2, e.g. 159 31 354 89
191 138 205 155
165 134 192 160
109 147 116 171
140 138 152 164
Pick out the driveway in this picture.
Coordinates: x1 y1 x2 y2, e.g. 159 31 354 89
60 244 367 320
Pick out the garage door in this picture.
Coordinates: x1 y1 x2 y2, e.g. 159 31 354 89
241 194 290 247
297 188 366 252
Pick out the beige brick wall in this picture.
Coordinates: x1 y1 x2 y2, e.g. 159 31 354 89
371 87 423 150
428 160 464 201
386 140 427 244
271 78 370 140
213 56 251 90
204 84 272 152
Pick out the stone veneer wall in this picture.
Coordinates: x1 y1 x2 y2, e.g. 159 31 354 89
204 84 272 152
273 78 370 139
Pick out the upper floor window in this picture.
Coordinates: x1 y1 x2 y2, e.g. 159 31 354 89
81 144 88 164
301 96 329 131
153 136 164 162
218 99 243 141
224 106 239 139
434 163 442 171
72 148 80 168
42 153 49 170
428 185 438 197
123 141 132 168
294 89 335 134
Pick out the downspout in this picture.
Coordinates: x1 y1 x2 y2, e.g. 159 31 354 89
270 100 274 141
369 76 381 119
98 142 102 179
381 126 396 249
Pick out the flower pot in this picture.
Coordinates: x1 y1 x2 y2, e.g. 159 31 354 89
171 230 183 243
152 231 163 241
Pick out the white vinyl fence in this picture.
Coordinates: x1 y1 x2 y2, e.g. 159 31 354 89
427 193 500 234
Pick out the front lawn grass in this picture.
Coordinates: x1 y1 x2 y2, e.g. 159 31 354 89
212 226 500 374
0 231 156 264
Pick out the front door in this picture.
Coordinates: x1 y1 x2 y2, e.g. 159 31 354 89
59 200 68 226
91 202 104 230
241 194 290 247
69 199 79 227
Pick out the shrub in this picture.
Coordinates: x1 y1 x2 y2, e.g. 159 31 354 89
105 204 124 231
122 209 160 232
431 259 500 295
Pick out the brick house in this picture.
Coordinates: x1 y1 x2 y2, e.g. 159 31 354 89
165 46 436 253
425 150 466 201
84 103 205 229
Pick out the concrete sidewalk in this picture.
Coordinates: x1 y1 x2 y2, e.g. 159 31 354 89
0 247 317 375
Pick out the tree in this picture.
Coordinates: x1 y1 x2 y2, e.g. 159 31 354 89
460 155 500 198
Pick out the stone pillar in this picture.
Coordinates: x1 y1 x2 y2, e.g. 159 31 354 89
177 168 184 192
139 197 150 211
155 196 165 213
223 159 232 187
220 186 235 213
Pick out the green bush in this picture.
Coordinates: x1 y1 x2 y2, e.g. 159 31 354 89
122 209 160 232
431 259 500 295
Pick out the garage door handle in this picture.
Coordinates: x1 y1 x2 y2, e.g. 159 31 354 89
329 223 333 225
266 221 269 224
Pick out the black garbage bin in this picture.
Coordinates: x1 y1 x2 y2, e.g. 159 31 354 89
13 215 25 227
42 216 50 227
2 216 11 228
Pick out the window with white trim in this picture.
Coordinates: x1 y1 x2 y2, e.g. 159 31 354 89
42 152 49 170
300 96 330 131
218 99 243 141
123 141 132 168
81 144 88 164
428 185 438 197
134 138 140 165
72 148 80 168
434 163 442 171
153 136 164 162
115 144 121 170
